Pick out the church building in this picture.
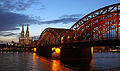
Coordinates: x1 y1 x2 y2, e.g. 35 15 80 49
19 24 33 47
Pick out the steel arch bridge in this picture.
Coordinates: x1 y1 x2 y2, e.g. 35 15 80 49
37 28 72 46
64 3 120 42
37 3 120 46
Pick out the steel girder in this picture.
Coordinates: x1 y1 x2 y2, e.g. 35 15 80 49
37 28 71 46
63 3 120 42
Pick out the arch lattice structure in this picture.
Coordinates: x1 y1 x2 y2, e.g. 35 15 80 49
37 28 71 46
63 3 120 42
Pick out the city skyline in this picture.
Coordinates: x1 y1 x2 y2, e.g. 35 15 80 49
0 0 119 43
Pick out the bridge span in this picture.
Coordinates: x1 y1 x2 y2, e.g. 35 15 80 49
36 3 120 61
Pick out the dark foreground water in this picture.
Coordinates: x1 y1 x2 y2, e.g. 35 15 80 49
0 52 120 71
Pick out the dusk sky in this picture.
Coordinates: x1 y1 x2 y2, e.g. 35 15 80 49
0 0 119 43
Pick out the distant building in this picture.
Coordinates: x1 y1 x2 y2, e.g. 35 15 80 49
19 24 33 47
7 41 18 48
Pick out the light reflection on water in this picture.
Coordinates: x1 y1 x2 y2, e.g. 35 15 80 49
0 52 120 71
52 60 61 71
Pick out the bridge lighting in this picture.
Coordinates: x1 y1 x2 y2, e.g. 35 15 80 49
73 37 76 40
67 36 70 39
52 47 55 52
11 43 14 46
34 48 37 52
61 37 64 43
61 37 63 40
55 48 60 53
91 47 93 57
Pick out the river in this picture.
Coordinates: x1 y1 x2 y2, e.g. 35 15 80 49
0 52 120 71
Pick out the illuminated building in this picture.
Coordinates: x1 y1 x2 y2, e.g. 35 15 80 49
19 24 33 47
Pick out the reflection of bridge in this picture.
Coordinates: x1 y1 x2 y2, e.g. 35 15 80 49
36 3 120 61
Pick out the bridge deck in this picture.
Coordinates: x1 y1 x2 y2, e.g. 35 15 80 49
43 39 120 48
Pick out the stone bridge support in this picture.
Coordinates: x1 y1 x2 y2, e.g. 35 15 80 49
61 46 93 62
36 47 52 58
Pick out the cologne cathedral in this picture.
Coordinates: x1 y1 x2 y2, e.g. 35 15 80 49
19 24 33 47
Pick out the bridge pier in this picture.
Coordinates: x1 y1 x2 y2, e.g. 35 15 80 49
61 46 93 62
36 47 52 58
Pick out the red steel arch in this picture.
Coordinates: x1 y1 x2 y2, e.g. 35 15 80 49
63 3 120 42
37 3 120 46
37 28 71 46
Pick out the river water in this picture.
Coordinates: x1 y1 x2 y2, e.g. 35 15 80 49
0 52 120 71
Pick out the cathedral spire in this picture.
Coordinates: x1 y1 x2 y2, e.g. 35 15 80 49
21 24 24 37
26 24 29 37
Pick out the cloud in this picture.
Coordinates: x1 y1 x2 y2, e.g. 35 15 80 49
0 1 82 31
0 0 42 32
0 0 44 42
0 32 18 36
59 14 83 18
0 11 83 31
32 35 40 40
0 10 38 31
1 33 16 36
40 18 79 24
0 0 43 11
40 14 83 24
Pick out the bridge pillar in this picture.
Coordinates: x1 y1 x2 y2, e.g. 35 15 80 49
36 46 52 58
61 46 93 62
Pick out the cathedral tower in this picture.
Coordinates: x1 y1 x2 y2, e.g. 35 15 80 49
19 24 33 47
26 24 29 37
21 24 24 37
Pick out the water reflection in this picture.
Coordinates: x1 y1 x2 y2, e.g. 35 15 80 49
52 60 61 71
90 58 94 71
32 52 73 71
0 51 120 71
32 53 38 71
61 59 93 71
51 59 76 71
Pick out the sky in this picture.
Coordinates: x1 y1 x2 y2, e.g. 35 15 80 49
0 0 119 43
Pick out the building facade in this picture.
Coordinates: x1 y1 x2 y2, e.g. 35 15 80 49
19 24 33 47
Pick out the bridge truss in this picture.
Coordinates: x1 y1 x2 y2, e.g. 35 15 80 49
37 3 120 46
64 3 120 42
37 28 71 46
